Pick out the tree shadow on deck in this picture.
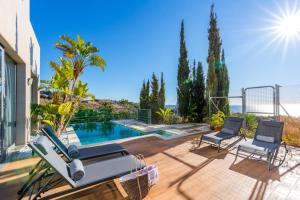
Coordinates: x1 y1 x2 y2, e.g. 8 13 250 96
120 133 210 158
164 145 231 200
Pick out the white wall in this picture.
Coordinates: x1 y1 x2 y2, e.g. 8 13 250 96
0 0 40 145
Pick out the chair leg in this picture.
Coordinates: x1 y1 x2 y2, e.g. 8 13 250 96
198 136 203 148
235 147 239 161
272 149 279 166
267 152 274 171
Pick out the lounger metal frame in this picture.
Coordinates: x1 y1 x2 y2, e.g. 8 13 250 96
198 117 244 152
19 142 142 200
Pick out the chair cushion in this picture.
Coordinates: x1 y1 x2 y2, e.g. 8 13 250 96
238 139 280 156
221 128 235 135
256 135 275 143
202 132 234 144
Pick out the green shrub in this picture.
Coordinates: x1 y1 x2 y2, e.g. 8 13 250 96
210 111 225 129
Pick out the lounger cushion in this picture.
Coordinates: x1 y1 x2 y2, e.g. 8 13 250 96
238 139 280 156
77 155 145 187
255 120 283 144
77 144 128 160
221 128 235 135
222 117 243 135
202 132 235 144
256 135 275 143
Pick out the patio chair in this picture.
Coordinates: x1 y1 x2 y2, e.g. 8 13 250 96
18 125 129 197
19 136 145 200
41 125 129 162
235 120 285 170
198 117 244 152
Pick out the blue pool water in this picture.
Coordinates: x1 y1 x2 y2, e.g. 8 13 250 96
72 122 172 145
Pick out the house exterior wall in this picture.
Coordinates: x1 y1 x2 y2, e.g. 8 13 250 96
0 0 40 146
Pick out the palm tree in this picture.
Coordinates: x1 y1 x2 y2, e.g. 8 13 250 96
156 108 173 124
37 35 106 135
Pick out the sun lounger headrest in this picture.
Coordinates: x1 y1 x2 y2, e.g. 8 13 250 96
222 117 243 135
69 159 85 181
255 120 284 144
34 135 52 155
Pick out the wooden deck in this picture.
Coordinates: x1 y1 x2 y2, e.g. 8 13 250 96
1 133 300 200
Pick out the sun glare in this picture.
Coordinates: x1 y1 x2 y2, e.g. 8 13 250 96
276 14 300 38
259 1 300 60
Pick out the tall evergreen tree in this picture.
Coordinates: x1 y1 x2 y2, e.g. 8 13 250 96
206 4 230 115
158 72 165 109
207 52 217 98
145 79 151 109
194 62 206 121
177 20 190 119
139 80 147 109
188 60 197 121
150 73 160 123
139 79 151 109
207 4 222 64
221 49 230 114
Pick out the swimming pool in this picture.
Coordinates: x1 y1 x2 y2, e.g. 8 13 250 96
72 122 173 145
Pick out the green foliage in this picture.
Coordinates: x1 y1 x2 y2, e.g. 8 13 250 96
210 111 225 129
190 61 206 122
207 52 218 98
139 80 151 109
150 73 160 123
156 108 173 124
98 102 114 122
206 4 230 116
240 113 258 138
158 72 165 109
32 35 106 135
177 20 190 119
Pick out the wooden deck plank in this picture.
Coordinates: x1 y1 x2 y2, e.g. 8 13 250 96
0 133 300 200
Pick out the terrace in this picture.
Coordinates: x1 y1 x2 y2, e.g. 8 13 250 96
1 132 299 200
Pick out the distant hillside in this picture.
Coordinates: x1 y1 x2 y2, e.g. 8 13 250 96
40 97 139 113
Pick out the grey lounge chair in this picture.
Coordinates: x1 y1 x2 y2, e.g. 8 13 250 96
18 125 130 197
198 117 244 152
20 136 145 200
41 125 129 162
235 120 285 170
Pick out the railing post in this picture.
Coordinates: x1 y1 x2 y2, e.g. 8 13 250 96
208 91 211 120
242 88 246 127
275 84 281 120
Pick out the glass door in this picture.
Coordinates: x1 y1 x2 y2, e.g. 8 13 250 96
0 46 3 158
3 55 16 149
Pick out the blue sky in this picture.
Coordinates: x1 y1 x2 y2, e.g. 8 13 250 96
31 0 300 104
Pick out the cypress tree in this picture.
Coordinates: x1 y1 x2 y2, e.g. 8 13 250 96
150 73 160 123
139 79 151 109
207 52 217 101
221 50 230 114
194 62 206 121
207 4 230 115
158 72 165 109
189 60 197 121
207 4 222 64
139 80 146 109
145 79 151 109
177 20 190 119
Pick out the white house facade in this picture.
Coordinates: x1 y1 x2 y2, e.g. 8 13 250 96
0 0 40 158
